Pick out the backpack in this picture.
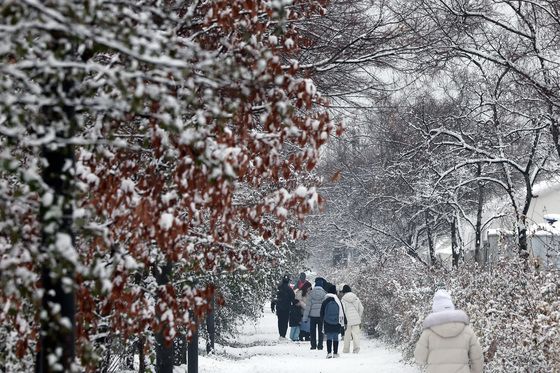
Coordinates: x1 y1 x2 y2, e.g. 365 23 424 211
323 299 339 325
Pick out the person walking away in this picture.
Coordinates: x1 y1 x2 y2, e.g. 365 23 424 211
271 274 295 340
320 284 345 358
296 281 312 341
414 289 483 373
341 284 364 353
303 277 327 350
289 299 303 341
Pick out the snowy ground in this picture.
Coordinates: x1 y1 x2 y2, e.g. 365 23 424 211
179 308 420 373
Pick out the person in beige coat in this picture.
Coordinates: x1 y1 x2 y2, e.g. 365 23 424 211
414 290 483 373
340 285 364 354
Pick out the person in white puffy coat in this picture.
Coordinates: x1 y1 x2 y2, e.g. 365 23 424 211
340 285 364 354
414 290 483 373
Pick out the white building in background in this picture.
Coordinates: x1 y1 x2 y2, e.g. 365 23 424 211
427 181 560 269
527 182 560 224
481 182 560 269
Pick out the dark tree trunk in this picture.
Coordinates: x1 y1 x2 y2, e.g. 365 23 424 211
155 331 173 373
475 165 484 265
138 335 146 373
425 211 436 266
519 176 534 257
206 293 215 354
549 96 560 160
174 333 187 366
552 120 560 158
187 312 198 373
155 262 173 373
451 216 460 268
36 58 77 373
517 222 529 256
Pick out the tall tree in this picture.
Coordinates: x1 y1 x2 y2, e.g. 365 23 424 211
0 0 339 371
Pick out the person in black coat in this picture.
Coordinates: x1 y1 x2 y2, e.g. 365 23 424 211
271 274 295 339
289 299 303 341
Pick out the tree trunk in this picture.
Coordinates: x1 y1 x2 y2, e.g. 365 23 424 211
425 211 436 266
138 335 146 373
474 165 484 265
519 174 535 257
155 262 173 373
174 333 187 366
206 293 215 354
187 312 198 373
548 93 560 160
517 220 529 256
451 216 460 268
155 331 173 373
36 61 77 373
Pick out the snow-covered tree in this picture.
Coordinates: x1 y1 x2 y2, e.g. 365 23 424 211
0 1 339 371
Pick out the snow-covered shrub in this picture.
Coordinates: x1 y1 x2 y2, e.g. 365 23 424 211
452 259 560 372
0 323 35 372
332 251 560 371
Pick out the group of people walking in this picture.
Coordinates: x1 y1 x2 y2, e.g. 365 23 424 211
272 273 484 372
271 273 363 359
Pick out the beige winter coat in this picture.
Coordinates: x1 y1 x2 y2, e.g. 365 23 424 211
414 310 483 373
341 292 363 326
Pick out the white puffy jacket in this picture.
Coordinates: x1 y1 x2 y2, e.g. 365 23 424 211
414 310 483 373
303 286 326 319
341 292 363 326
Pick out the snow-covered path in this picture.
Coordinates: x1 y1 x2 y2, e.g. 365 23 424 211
196 307 420 373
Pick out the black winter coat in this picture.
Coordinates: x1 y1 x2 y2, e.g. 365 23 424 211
289 301 303 327
275 283 295 313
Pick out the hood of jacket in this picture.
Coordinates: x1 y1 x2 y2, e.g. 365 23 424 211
430 322 466 338
423 309 469 338
342 292 358 303
310 286 326 302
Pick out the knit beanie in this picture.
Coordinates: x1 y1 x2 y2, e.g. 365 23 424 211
432 289 455 312
314 277 324 287
341 285 351 293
